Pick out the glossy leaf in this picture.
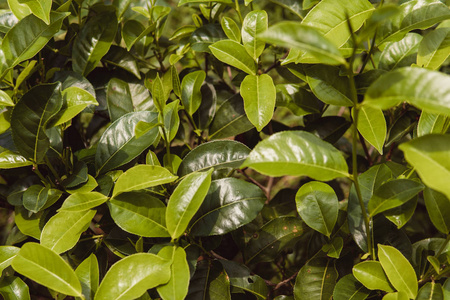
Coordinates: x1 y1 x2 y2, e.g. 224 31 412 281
52 87 99 126
95 111 159 175
240 74 276 132
11 243 82 297
294 257 338 300
190 23 227 53
353 261 395 292
162 100 180 142
18 0 51 24
113 165 177 197
399 134 450 200
368 179 424 217
356 106 386 154
302 0 374 48
186 260 229 299
166 169 213 239
7 0 31 20
417 111 448 137
40 210 96 254
333 274 370 300
72 9 118 76
181 70 206 116
75 254 99 300
242 10 267 59
417 21 450 70
417 282 444 300
0 149 32 169
424 188 450 234
209 40 257 75
0 276 30 300
0 246 19 273
0 90 14 106
94 253 171 300
379 33 422 71
22 184 50 213
10 82 62 163
189 178 265 236
221 17 240 42
364 67 450 116
108 191 170 238
378 244 418 299
103 45 141 79
296 181 338 237
157 246 190 300
106 78 134 122
259 22 346 66
245 216 304 264
241 130 349 180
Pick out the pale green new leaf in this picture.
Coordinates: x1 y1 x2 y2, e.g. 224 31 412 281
209 40 257 75
181 70 205 116
7 0 31 20
112 165 178 197
157 246 190 300
352 261 395 292
221 17 241 42
0 246 19 273
0 150 32 169
417 20 450 70
75 254 99 300
11 243 82 297
17 0 51 24
242 10 268 59
0 90 14 106
240 74 276 131
417 111 449 137
59 192 109 212
379 33 422 71
355 106 386 154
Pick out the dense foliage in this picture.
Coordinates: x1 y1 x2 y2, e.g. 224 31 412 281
0 0 450 299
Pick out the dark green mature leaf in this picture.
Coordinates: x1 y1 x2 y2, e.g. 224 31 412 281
416 282 444 300
157 246 190 300
302 0 374 48
368 179 424 217
103 45 141 79
0 12 68 74
244 216 304 264
241 131 349 180
417 21 450 70
189 178 265 236
122 20 152 51
240 74 276 131
40 210 96 254
166 169 213 239
191 23 227 53
424 188 450 234
178 140 250 176
242 10 267 59
95 111 159 175
379 33 422 71
0 276 30 300
181 70 206 116
333 274 370 300
378 244 418 299
276 84 323 116
377 0 450 45
11 82 62 163
11 243 82 297
106 78 134 121
259 22 346 66
22 185 49 213
364 67 450 115
62 161 88 189
72 8 118 76
209 40 257 75
295 181 338 237
294 257 338 300
108 191 170 238
355 106 386 154
353 261 395 292
186 260 229 300
94 253 171 300
75 254 99 300
399 134 450 200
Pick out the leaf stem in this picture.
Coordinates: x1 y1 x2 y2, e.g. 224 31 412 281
234 0 244 24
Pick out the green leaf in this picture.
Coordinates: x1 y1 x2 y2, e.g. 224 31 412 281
152 74 166 113
417 21 450 70
106 78 134 122
66 175 98 194
102 45 141 79
190 23 227 53
368 179 424 217
240 74 276 132
7 0 31 20
383 196 418 229
75 254 99 300
1 12 68 73
162 100 180 142
94 253 171 300
14 206 47 240
294 257 338 300
416 282 444 300
0 246 19 273
11 82 62 163
166 169 213 239
40 210 96 254
17 0 51 24
302 0 374 48
424 188 450 234
245 216 304 264
113 165 177 197
0 90 14 106
352 261 395 292
379 33 422 71
186 260 229 299
209 40 257 75
157 246 190 300
72 9 118 76
181 70 206 116
382 292 409 300
259 22 346 66
417 111 449 137
95 111 159 175
377 0 450 45
108 191 170 238
242 10 267 59
11 243 82 297
178 0 232 5
364 67 450 116
0 149 32 169
61 161 88 189
295 181 338 238
241 130 349 180
189 178 265 236
0 276 30 300
378 244 418 299
355 106 386 154
333 274 370 300
22 185 50 213
268 0 305 19
122 20 152 51
221 17 241 42
59 192 106 212
399 134 450 200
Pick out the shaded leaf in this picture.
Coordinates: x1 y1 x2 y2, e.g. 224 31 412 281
22 185 50 213
190 23 227 53
424 188 450 234
333 274 370 300
75 254 99 300
0 276 30 300
102 45 141 79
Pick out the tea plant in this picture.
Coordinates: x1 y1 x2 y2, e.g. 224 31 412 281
0 0 449 299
